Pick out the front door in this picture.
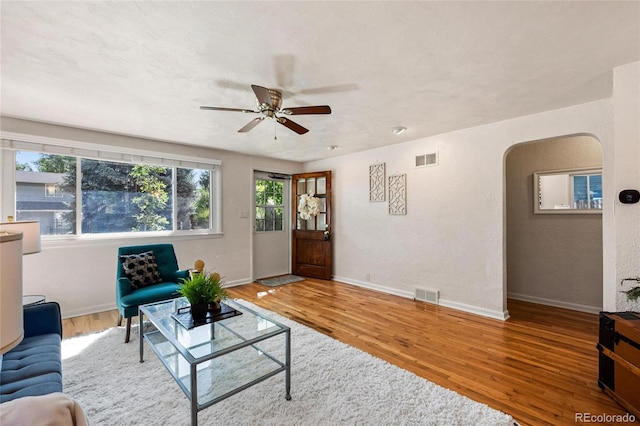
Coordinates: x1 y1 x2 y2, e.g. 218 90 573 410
292 171 332 279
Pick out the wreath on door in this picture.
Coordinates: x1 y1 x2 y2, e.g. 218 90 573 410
298 193 320 220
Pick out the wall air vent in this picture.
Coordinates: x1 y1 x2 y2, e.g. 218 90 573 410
414 287 439 304
415 152 438 168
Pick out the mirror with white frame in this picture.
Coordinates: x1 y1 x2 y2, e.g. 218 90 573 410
533 167 602 214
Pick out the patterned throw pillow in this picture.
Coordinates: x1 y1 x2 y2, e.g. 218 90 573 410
119 251 163 290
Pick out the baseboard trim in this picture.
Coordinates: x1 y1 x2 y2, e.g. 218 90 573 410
225 277 254 287
61 277 255 319
507 292 601 314
332 276 415 299
439 299 510 321
62 276 516 321
62 302 116 320
333 275 509 321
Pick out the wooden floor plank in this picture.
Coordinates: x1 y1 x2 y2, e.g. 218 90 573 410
62 279 629 425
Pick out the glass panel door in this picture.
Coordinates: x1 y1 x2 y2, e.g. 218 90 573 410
295 176 328 231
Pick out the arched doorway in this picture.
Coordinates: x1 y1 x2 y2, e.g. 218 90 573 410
505 134 603 313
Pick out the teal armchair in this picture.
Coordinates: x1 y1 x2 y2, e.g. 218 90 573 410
116 243 189 342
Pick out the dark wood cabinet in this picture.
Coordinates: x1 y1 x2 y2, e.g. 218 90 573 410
597 311 640 417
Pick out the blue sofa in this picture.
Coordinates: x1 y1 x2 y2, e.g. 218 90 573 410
0 302 63 403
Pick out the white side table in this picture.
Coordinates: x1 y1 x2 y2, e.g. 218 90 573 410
22 294 46 306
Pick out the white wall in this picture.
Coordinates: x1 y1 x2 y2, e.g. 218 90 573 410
612 62 640 311
3 61 638 319
305 61 639 319
1 117 303 318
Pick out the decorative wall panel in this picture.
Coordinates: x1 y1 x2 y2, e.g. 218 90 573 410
388 174 406 215
369 163 385 202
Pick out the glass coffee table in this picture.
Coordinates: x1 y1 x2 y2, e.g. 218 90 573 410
139 298 291 426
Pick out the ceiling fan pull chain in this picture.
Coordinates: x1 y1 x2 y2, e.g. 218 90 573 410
274 121 277 140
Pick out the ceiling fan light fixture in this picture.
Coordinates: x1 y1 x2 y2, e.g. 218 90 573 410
201 84 330 135
391 126 407 136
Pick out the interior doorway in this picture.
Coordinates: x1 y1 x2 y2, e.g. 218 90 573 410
505 134 603 313
252 171 291 280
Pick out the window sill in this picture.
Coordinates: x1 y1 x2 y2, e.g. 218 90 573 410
41 230 224 249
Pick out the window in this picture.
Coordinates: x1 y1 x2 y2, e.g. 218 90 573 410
13 150 218 236
534 167 602 214
15 152 77 235
255 178 284 232
573 173 602 209
45 184 63 197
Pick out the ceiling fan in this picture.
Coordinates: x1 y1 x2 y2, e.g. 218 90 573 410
200 85 331 135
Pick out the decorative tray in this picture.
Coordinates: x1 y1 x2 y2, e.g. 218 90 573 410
171 302 242 330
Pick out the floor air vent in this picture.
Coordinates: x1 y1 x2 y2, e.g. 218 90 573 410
415 287 439 304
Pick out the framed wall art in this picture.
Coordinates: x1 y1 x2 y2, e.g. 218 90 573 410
369 163 386 202
388 174 406 215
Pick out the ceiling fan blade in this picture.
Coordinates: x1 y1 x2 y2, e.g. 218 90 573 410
251 85 273 106
277 117 309 134
200 106 256 113
238 117 265 133
281 105 332 115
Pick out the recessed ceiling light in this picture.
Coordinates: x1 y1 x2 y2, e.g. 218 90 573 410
391 127 407 136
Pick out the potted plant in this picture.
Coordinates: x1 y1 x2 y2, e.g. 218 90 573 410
178 270 229 319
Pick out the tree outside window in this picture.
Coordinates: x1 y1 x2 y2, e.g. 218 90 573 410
15 151 213 235
255 179 284 232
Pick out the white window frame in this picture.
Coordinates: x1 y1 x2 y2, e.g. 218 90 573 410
254 175 286 233
570 172 602 209
1 135 222 241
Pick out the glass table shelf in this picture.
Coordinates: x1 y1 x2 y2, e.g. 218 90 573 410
139 298 291 426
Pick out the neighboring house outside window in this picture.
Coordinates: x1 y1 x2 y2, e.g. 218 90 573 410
16 170 74 235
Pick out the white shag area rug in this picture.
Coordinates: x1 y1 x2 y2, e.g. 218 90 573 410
62 300 514 426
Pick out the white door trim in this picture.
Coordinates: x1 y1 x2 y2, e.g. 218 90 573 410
251 170 292 280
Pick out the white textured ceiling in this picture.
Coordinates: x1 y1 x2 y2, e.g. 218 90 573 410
1 1 639 162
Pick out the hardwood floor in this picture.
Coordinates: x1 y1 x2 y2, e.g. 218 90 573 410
62 279 627 425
